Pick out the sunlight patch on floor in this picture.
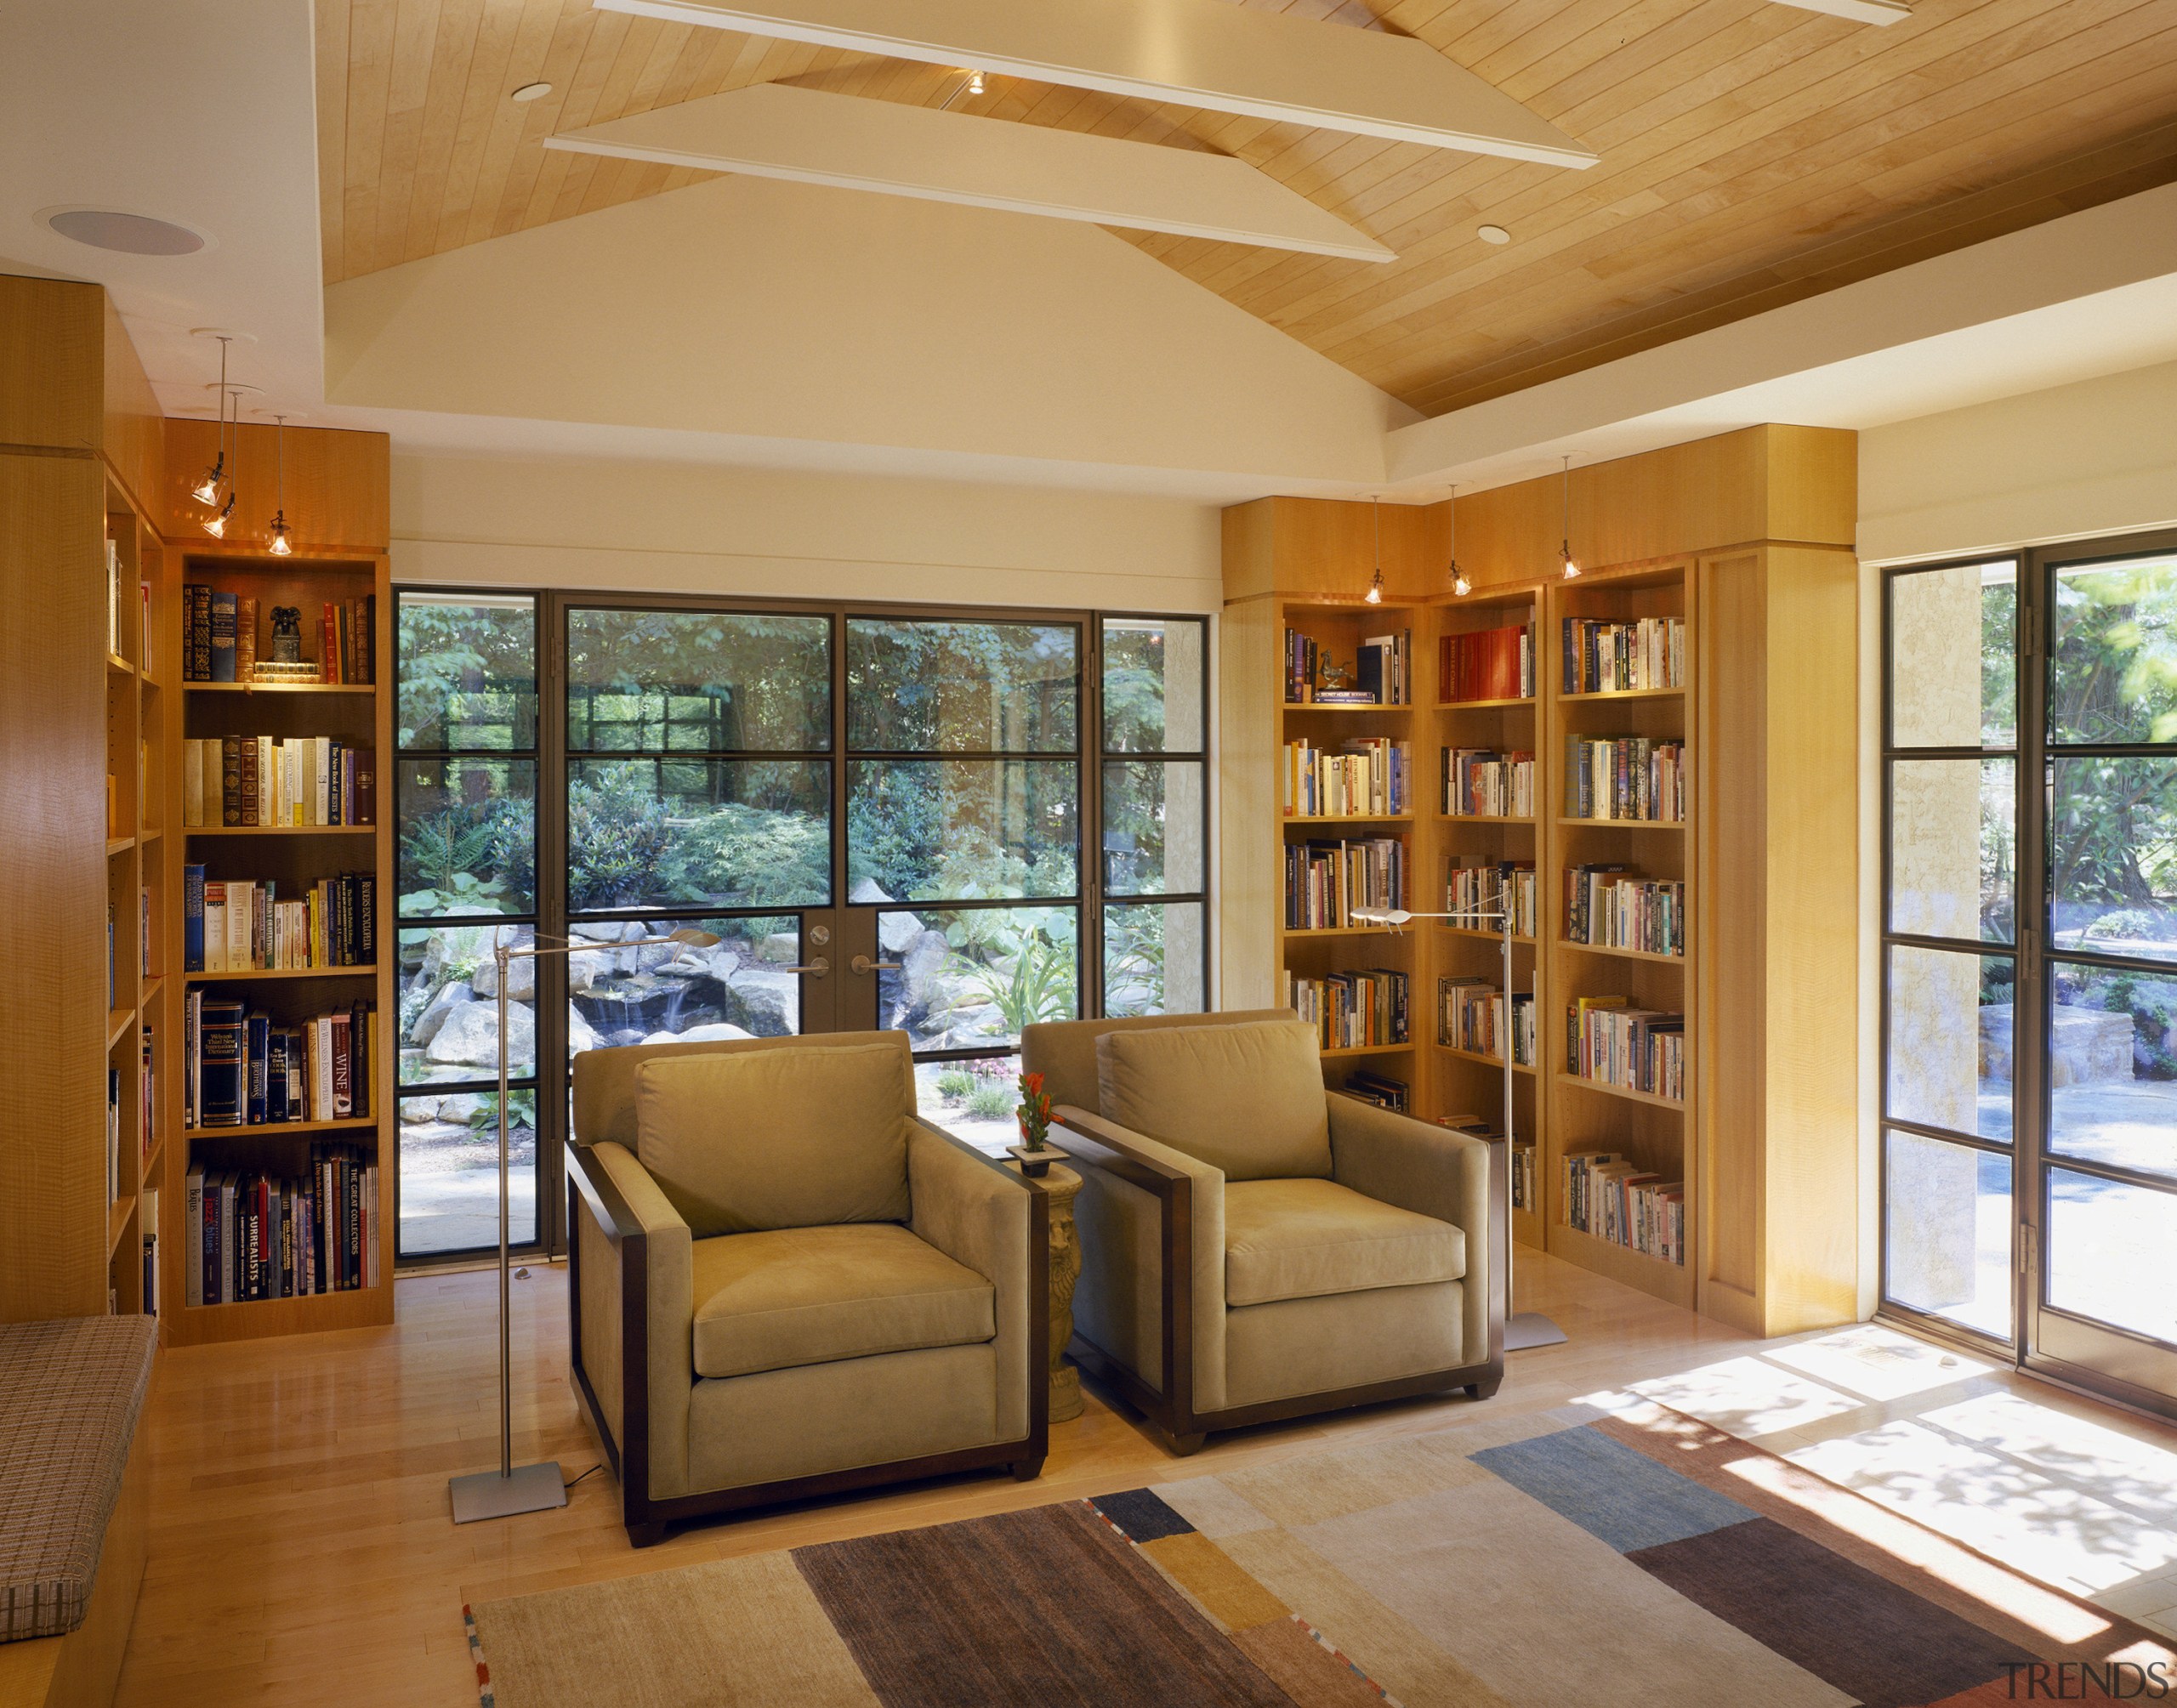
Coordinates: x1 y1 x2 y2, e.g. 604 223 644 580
1626 1353 1870 1439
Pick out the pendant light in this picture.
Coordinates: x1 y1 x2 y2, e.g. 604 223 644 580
1558 455 1581 580
191 336 231 506
1447 484 1470 597
1364 497 1384 604
202 385 239 538
266 414 293 556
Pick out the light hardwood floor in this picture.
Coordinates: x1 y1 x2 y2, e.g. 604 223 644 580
115 1251 2177 1706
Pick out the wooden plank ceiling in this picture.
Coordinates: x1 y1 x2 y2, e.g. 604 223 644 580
315 0 2177 417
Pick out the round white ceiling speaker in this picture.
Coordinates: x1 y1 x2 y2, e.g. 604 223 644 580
42 207 207 255
511 82 553 102
1477 224 1511 246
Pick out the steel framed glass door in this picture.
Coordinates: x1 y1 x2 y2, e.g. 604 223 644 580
1882 531 2177 1418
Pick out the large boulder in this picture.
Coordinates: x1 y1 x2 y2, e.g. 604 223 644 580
640 1021 753 1047
470 952 535 1002
878 910 924 955
568 1003 601 1054
409 979 473 1047
849 877 894 906
427 998 536 1070
725 967 797 1036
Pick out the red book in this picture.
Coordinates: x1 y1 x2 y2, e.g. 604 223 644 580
320 604 338 683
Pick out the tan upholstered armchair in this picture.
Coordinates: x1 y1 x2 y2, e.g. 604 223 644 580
1021 1011 1504 1455
566 1031 1048 1546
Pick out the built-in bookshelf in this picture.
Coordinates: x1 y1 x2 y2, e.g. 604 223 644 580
162 544 394 1342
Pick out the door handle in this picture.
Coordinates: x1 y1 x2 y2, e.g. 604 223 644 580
850 954 902 976
784 957 831 978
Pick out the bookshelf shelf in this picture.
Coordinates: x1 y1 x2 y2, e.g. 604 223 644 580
185 682 377 695
140 976 162 1005
185 824 378 837
1556 1073 1684 1112
1438 813 1532 825
1559 686 1683 702
1281 926 1399 940
1549 1221 1692 1308
106 1196 133 1257
1321 1042 1416 1059
1439 925 1536 944
140 826 163 843
183 965 378 984
1283 813 1414 825
185 1115 377 1140
1438 695 1534 710
105 1008 134 1051
1435 1042 1537 1076
105 654 135 676
1281 701 1409 712
1556 817 1684 832
106 837 133 857
1558 939 1685 965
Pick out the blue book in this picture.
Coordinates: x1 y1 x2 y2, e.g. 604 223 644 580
208 591 237 683
183 864 205 972
245 1012 271 1126
198 999 245 1128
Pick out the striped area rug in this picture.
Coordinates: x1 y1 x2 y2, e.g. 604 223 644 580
465 1400 2177 1707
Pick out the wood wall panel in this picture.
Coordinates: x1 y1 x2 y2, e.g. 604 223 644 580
1221 497 1450 603
0 451 111 1324
100 294 163 522
159 419 391 553
0 275 101 455
1217 595 1282 1009
314 2 2177 415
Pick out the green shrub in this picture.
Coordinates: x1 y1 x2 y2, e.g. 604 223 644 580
968 1081 1014 1121
566 769 674 909
661 801 828 907
935 1069 974 1103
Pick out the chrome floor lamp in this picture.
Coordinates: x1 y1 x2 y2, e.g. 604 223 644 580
1356 894 1568 1353
448 924 719 1524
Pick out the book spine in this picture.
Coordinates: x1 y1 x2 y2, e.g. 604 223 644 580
245 1012 271 1126
236 595 257 684
198 1002 245 1127
208 591 237 683
220 735 242 826
321 604 338 684
183 863 205 972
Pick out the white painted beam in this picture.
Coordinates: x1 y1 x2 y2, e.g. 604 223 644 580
544 83 1395 260
1770 0 1910 23
592 0 1597 167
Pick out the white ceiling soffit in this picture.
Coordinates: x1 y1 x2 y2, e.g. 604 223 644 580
546 84 1395 262
593 0 1597 166
1383 179 2177 497
1770 0 1910 24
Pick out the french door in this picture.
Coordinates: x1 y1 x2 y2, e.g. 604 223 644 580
392 593 1208 1263
1882 531 2177 1417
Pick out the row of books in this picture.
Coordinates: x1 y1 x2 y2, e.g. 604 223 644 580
1443 746 1534 819
183 587 377 684
141 1190 160 1317
1440 621 1534 703
1438 977 1538 1067
1563 616 1685 695
1513 1138 1538 1213
180 736 377 827
1342 1071 1411 1113
1284 627 1412 705
183 994 378 1130
1564 736 1685 823
1446 860 1537 938
184 1149 379 1304
1279 967 1409 1052
106 540 148 661
1565 865 1685 957
1564 1150 1685 1265
104 1030 159 1207
184 867 377 971
1284 837 1406 930
1566 996 1685 1102
1283 739 1410 817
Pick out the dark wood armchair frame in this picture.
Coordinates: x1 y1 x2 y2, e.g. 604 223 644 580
1049 1103 1506 1455
567 1121 1050 1547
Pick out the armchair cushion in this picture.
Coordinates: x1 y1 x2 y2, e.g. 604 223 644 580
1224 1178 1464 1307
633 1041 914 1235
1095 1019 1332 1182
690 1223 995 1380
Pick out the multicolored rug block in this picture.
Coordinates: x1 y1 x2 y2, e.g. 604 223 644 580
466 1402 2177 1707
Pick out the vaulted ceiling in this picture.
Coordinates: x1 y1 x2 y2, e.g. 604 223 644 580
315 0 2177 418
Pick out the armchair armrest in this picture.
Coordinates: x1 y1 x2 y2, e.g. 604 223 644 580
1049 1105 1230 1416
567 1141 695 1504
1327 1094 1504 1368
907 1121 1048 1449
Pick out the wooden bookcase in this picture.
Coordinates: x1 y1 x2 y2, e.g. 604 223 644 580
1221 427 1860 1336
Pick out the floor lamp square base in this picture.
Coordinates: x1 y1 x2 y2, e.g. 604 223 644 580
450 1461 568 1524
1505 1312 1569 1351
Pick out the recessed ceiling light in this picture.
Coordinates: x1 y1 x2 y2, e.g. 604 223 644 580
1477 224 1510 246
511 82 553 102
43 207 207 255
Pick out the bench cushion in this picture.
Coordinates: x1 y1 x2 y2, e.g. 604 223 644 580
1224 1177 1464 1307
690 1223 996 1380
0 1317 156 1642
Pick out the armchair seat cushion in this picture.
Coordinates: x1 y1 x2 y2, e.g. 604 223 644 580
1224 1178 1464 1308
690 1223 996 1380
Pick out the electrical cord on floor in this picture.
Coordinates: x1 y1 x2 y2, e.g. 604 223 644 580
564 1464 602 1491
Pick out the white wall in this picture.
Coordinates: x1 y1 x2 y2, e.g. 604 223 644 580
390 450 1224 613
1858 357 2177 568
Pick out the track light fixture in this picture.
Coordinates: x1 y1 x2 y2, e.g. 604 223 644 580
1559 455 1581 580
266 414 293 556
1447 484 1469 596
1365 497 1384 604
191 336 231 506
202 384 242 537
967 68 985 94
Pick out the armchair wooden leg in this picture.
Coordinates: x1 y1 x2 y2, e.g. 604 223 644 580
627 1519 670 1549
1158 1429 1208 1457
1009 1456 1046 1483
1467 1375 1503 1401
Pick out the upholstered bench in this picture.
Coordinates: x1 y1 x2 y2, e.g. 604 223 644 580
0 1317 156 1708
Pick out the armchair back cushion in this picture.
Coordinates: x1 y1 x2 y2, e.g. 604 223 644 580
1096 1019 1333 1182
1022 1008 1295 1117
634 1041 914 1236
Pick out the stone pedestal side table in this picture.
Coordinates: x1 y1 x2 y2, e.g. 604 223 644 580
1011 1159 1084 1423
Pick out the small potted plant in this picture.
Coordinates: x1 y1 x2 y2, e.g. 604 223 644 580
1007 1070 1055 1177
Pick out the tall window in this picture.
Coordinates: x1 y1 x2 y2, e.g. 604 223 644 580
393 593 539 1259
390 593 1208 1260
